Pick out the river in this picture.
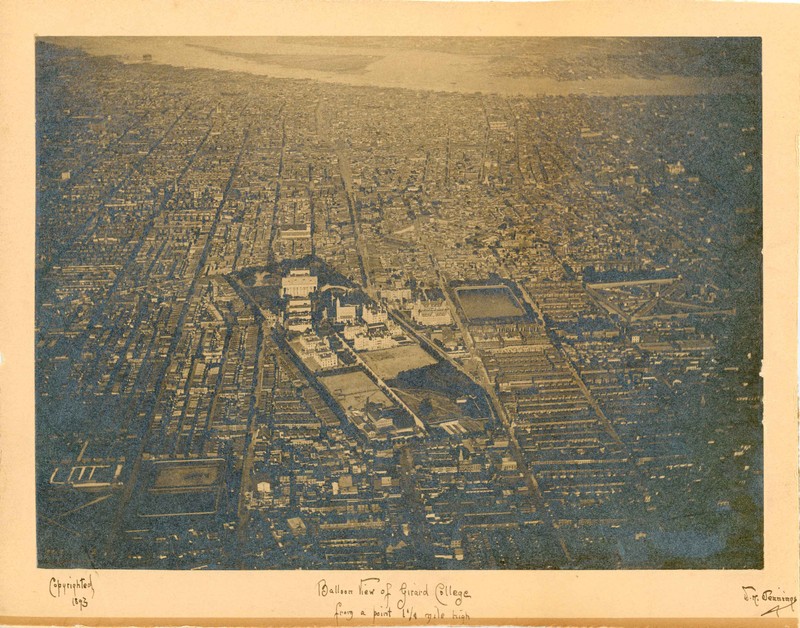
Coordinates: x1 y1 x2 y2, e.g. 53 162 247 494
48 36 759 98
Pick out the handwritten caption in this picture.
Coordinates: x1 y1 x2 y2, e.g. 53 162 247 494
318 577 472 624
49 573 96 611
742 585 797 618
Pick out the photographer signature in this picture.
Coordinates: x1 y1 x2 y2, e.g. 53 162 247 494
742 586 797 617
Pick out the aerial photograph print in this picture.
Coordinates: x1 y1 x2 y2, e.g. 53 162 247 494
35 36 763 570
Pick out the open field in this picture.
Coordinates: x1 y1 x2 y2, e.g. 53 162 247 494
319 370 391 411
360 344 437 379
455 285 526 321
134 459 225 517
152 460 223 491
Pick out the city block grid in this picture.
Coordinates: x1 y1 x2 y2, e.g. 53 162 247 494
35 38 763 570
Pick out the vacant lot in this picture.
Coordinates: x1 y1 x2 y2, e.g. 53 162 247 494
455 285 525 321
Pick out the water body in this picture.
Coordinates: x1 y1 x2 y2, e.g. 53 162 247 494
49 36 759 98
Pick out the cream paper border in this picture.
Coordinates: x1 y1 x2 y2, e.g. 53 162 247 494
1 1 798 625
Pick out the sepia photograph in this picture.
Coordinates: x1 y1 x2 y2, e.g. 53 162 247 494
1 0 798 625
35 34 763 572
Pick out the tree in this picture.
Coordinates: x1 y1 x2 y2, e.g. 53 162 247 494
418 397 433 418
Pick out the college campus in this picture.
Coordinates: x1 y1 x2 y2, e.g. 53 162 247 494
36 37 762 569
